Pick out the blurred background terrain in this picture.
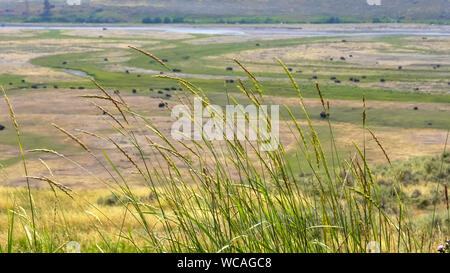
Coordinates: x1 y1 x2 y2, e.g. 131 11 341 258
0 0 449 24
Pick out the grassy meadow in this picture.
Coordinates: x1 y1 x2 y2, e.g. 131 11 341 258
0 26 449 253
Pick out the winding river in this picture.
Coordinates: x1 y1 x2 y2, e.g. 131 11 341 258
2 23 449 37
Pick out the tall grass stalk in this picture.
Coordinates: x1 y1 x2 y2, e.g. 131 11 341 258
2 50 447 253
2 87 37 251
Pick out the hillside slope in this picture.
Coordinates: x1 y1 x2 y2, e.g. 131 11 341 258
0 0 449 23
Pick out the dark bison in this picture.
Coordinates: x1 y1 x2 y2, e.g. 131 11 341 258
320 112 329 119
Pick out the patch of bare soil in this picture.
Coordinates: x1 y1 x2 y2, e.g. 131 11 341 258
0 28 44 37
261 95 450 111
224 41 388 63
360 80 450 95
0 144 17 161
223 40 450 69
0 50 82 82
401 36 450 53
334 124 448 163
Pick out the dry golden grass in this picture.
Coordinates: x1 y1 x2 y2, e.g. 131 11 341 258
0 186 164 251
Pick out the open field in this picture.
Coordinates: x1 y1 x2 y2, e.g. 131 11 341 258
0 24 449 253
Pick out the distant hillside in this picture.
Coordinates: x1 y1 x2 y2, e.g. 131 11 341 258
0 0 449 24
